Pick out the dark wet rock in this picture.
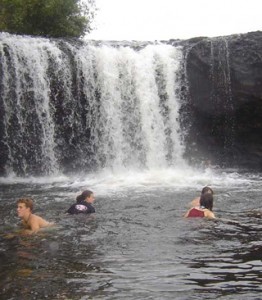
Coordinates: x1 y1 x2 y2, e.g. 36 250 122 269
183 31 262 170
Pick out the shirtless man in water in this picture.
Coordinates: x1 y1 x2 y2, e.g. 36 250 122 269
17 198 53 234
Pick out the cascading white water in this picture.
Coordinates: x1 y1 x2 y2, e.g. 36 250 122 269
0 34 61 174
74 44 186 171
0 33 187 176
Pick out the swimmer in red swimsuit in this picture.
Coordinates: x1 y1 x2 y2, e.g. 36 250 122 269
184 193 215 219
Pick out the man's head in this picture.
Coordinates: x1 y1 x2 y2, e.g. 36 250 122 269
17 198 34 218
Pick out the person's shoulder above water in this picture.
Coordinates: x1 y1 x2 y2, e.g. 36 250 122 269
184 193 215 219
66 190 95 215
17 198 54 234
66 201 95 214
203 208 215 219
189 197 200 208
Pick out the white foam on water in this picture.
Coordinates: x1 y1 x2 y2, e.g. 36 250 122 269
1 167 260 197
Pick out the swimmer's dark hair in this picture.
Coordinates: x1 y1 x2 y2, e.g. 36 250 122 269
201 186 214 195
76 190 93 203
17 198 34 211
200 193 213 211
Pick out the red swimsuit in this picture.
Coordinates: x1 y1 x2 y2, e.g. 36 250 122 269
187 207 205 218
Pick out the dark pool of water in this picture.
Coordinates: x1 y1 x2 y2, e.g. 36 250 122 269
0 171 262 299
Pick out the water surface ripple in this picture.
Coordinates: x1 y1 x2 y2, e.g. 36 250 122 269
0 170 261 299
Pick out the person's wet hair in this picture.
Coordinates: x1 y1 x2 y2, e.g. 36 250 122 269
200 193 213 211
76 190 93 203
17 198 34 211
201 186 214 195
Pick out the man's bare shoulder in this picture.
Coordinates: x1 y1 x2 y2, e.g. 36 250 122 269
29 214 53 230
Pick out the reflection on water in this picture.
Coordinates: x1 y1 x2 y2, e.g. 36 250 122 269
0 168 262 299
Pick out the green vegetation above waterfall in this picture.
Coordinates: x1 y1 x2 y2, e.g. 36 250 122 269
0 0 96 38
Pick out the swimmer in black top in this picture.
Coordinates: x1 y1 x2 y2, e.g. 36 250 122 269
67 190 95 214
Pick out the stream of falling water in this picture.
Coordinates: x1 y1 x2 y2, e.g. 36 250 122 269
0 33 185 176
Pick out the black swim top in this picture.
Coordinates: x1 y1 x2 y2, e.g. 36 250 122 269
66 201 95 215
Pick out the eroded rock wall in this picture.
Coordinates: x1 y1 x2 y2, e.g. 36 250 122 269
183 31 262 170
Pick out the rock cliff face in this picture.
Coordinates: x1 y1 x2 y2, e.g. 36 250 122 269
183 31 262 170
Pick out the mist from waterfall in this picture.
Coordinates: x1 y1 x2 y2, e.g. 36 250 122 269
0 33 186 177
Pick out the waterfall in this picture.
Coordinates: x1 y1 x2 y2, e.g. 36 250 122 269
0 33 186 176
0 34 60 175
210 37 235 164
